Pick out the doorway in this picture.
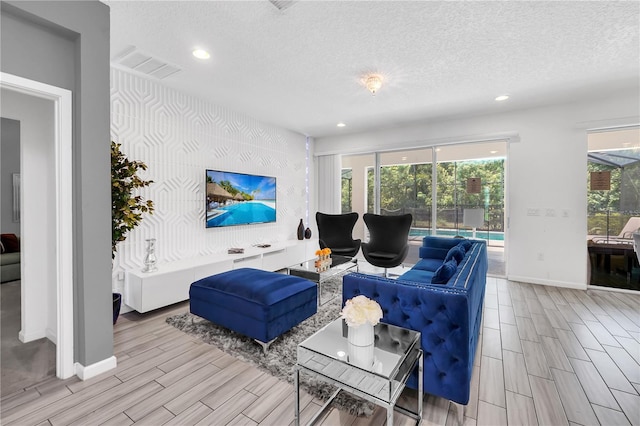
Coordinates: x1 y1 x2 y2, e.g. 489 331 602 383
0 72 74 382
587 127 640 291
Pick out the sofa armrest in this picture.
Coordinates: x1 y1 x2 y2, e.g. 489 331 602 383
343 273 475 404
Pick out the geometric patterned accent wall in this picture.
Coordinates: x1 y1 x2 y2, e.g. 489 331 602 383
110 68 308 290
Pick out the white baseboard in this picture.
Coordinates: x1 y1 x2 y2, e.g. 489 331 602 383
507 275 587 290
75 356 117 380
18 329 46 343
45 327 57 344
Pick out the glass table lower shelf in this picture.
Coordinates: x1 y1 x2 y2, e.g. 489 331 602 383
295 317 422 425
288 255 358 306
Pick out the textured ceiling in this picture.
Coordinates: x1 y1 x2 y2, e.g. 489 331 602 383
106 1 640 138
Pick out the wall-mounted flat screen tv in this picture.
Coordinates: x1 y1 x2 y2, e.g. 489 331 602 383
205 169 276 228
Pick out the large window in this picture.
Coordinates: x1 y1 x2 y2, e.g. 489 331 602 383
341 142 507 276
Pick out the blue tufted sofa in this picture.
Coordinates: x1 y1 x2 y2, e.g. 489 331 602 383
343 236 487 405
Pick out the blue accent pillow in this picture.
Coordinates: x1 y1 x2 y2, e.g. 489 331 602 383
431 259 458 284
444 245 465 263
458 239 472 251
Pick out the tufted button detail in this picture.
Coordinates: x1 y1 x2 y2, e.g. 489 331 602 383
439 305 446 311
373 292 379 298
426 320 432 325
452 324 460 330
439 372 446 378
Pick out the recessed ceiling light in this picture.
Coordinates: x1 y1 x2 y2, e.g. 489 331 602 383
495 95 509 101
337 122 346 127
401 156 407 161
490 150 498 154
192 49 210 59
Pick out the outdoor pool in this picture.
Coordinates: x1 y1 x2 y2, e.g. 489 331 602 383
409 228 505 241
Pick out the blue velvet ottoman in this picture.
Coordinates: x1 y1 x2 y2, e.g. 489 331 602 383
189 268 317 351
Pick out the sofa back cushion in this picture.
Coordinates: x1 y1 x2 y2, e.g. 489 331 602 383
418 236 467 260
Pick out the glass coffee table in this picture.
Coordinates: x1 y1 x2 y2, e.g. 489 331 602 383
288 255 358 306
295 318 422 425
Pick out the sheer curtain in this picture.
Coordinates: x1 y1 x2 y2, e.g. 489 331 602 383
315 154 341 214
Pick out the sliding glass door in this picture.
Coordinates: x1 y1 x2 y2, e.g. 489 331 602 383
341 141 507 276
434 142 506 245
587 127 640 291
378 149 433 264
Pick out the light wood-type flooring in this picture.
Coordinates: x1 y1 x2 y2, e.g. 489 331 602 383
1 277 639 425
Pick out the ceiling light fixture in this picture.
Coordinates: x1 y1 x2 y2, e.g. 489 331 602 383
192 49 210 59
364 74 383 96
495 95 509 101
337 122 346 128
490 150 498 154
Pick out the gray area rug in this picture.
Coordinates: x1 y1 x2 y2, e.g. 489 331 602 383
166 275 375 417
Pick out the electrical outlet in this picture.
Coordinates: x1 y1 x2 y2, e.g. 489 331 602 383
562 209 570 218
537 252 544 261
527 208 540 216
545 209 556 217
118 271 125 280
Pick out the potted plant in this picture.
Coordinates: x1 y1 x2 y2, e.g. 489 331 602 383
111 141 154 323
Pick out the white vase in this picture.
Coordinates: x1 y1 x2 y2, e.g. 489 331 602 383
143 238 158 273
347 324 374 369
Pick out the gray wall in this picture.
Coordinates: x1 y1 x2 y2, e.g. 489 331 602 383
1 1 112 366
1 117 20 235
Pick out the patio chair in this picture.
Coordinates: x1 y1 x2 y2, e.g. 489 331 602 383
591 216 640 243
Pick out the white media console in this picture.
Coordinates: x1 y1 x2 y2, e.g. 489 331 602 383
125 239 319 313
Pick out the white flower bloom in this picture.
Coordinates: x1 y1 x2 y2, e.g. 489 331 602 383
340 295 383 327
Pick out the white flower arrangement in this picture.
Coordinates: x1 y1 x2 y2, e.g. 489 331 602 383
340 295 383 327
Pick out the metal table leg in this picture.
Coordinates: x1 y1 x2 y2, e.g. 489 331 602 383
294 367 300 426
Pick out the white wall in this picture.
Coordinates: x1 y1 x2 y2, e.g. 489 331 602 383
110 68 310 303
1 89 56 342
315 90 640 289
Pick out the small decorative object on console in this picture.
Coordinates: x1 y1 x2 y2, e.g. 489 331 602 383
314 248 332 272
142 238 158 272
228 247 245 254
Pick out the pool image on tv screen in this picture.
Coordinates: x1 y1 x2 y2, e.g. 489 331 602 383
205 170 276 228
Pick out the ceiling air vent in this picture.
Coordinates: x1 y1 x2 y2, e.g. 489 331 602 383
112 46 182 80
268 0 297 11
